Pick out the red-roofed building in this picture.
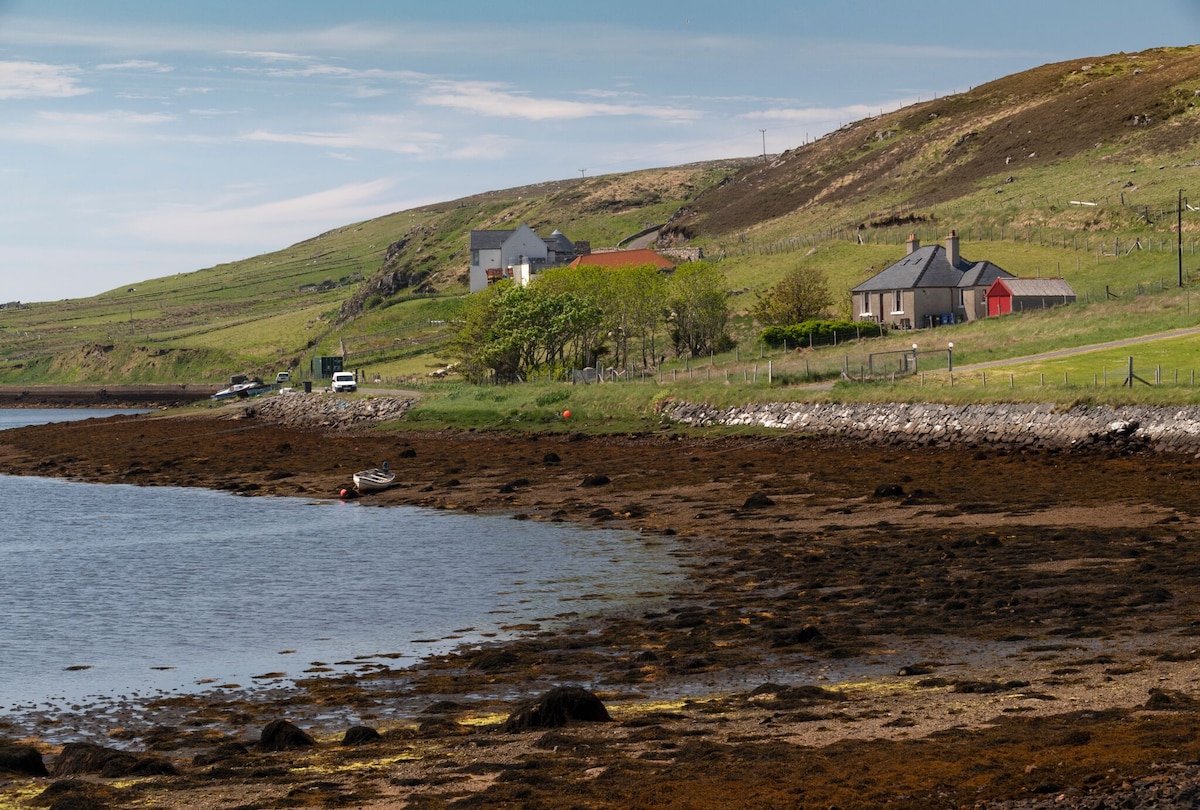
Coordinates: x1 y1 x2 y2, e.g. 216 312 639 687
568 249 675 271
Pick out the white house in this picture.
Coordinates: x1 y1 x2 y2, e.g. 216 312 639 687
468 224 577 292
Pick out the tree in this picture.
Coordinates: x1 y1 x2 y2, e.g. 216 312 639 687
452 282 601 383
541 263 669 369
667 261 731 358
751 265 833 326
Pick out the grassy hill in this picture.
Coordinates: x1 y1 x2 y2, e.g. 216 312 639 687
1 45 1198 394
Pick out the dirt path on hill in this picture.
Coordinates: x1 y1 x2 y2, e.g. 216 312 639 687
2 409 1200 808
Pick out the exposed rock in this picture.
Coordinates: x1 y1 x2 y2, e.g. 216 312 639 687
742 491 776 509
0 741 48 776
580 474 611 487
342 726 382 746
191 742 250 767
50 742 177 778
257 719 315 752
503 686 613 732
33 779 118 810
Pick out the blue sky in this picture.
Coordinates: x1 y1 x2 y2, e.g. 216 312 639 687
1 1 1197 303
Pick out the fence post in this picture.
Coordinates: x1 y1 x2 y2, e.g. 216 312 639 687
768 360 772 384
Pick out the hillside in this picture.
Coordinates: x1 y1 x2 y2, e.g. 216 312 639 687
664 45 1200 240
1 45 1198 388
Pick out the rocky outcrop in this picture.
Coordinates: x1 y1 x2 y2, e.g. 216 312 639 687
664 401 1200 453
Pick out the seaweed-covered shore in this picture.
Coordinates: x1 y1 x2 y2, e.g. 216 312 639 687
3 402 1200 808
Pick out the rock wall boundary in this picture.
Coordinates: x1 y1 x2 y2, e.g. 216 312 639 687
664 400 1200 453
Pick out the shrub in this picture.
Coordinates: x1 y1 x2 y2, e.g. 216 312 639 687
761 319 886 349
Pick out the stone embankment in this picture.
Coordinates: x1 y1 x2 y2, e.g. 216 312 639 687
664 400 1200 453
230 393 414 431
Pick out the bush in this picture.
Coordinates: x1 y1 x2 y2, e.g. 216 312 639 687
761 319 886 349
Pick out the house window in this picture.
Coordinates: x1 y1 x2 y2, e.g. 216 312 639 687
958 289 966 308
470 249 480 265
891 290 904 314
860 295 872 316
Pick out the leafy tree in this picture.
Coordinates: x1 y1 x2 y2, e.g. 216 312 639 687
752 265 833 326
453 282 601 382
542 263 669 368
667 261 732 358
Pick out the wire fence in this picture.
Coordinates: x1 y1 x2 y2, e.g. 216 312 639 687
907 357 1200 392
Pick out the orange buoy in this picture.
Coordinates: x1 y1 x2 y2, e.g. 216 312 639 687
562 410 571 419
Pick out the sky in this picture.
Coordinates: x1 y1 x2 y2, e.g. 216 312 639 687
1 1 1198 304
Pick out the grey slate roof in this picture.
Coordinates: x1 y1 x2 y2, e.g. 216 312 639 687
469 229 516 250
852 245 1014 292
544 229 574 254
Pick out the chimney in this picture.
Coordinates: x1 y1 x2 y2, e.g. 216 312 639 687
946 230 960 266
905 234 920 255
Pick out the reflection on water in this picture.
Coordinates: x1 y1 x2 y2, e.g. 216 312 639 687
0 411 680 710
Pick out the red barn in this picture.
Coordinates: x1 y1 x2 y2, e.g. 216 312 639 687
986 278 1076 316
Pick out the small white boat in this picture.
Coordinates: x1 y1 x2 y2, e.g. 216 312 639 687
212 379 272 400
353 461 395 492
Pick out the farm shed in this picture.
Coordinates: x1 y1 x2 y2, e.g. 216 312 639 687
986 278 1077 316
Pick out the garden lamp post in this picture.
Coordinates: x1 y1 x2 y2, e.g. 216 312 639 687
947 342 954 373
912 343 918 373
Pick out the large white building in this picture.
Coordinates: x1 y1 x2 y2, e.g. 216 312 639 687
468 224 577 292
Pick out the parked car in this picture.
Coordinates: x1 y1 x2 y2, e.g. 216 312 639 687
331 371 357 393
275 371 290 384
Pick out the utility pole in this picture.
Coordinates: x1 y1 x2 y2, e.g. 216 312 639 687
579 169 586 179
759 129 767 161
1180 188 1186 287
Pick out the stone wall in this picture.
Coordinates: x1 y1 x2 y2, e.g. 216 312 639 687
663 400 1200 453
232 394 414 431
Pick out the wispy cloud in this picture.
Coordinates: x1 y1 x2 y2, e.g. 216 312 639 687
0 61 90 100
120 180 414 247
418 79 702 123
97 60 173 73
241 115 444 156
0 109 176 144
741 99 914 126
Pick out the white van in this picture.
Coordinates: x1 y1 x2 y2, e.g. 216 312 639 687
331 371 357 393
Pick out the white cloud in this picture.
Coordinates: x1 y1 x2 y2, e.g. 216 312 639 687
241 114 445 156
0 61 90 100
119 180 414 248
224 50 315 64
0 109 176 145
741 99 914 126
97 60 174 73
418 80 702 123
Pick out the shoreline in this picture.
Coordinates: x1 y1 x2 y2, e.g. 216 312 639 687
4 403 1200 807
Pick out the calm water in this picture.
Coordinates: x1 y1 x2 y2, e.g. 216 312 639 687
0 410 681 712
